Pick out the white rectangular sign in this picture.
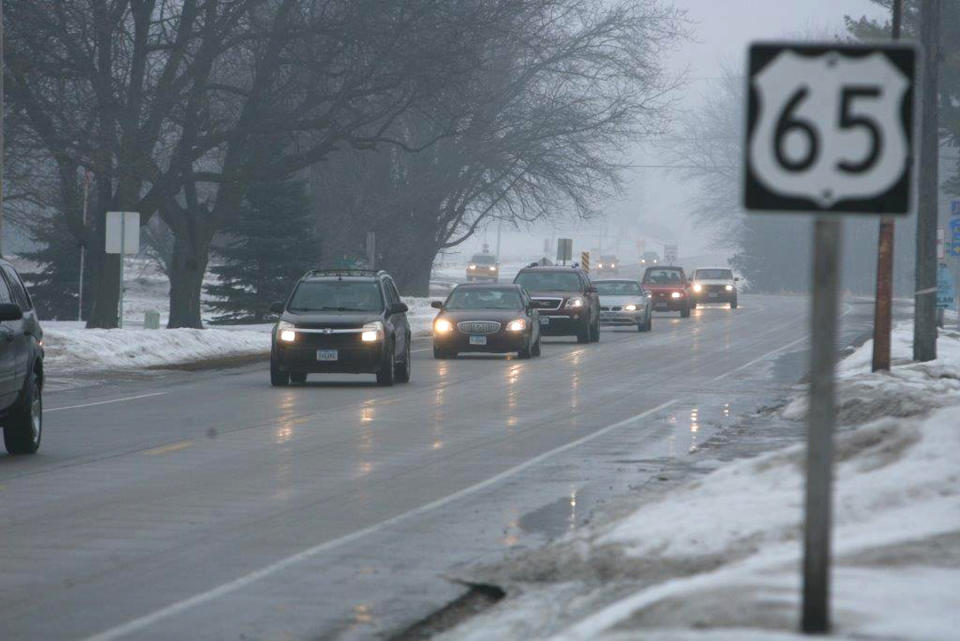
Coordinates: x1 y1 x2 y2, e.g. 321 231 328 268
105 212 140 255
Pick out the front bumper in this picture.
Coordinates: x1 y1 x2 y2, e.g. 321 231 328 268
273 334 387 373
535 311 587 336
693 288 736 303
434 330 529 353
466 271 499 280
651 297 687 311
600 310 643 325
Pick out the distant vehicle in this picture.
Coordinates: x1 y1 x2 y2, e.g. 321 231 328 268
466 253 499 282
640 251 660 265
691 268 739 309
595 255 620 273
641 266 693 318
0 260 44 455
594 279 652 332
431 284 541 359
513 264 600 344
269 269 411 387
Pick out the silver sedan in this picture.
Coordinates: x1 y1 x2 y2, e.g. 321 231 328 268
594 279 653 332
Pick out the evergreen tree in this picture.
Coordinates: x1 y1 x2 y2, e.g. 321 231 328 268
205 173 319 323
21 214 93 321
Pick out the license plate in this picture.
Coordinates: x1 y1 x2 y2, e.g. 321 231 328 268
708 292 718 298
469 335 487 346
316 349 338 361
539 316 550 325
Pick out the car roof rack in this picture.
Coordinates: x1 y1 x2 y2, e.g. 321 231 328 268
302 268 386 280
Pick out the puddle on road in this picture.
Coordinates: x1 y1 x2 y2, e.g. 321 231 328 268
517 488 593 539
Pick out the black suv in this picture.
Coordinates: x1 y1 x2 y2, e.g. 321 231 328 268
513 264 600 343
0 260 44 455
270 270 411 386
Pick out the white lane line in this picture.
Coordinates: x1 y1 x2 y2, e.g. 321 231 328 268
46 392 168 413
710 336 807 382
82 398 679 641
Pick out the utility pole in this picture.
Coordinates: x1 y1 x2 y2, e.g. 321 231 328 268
915 0 941 362
872 0 902 372
495 218 502 260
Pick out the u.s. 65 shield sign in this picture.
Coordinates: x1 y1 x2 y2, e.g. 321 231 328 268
744 43 916 214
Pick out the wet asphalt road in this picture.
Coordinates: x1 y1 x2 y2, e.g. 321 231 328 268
0 296 876 641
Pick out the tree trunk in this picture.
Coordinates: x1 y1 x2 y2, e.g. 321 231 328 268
86 251 122 328
167 229 213 329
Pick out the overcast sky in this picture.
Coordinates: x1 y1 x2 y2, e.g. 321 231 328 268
462 0 889 265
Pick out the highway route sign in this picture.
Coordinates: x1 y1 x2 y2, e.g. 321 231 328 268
745 42 916 214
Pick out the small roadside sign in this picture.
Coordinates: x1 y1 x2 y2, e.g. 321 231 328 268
580 251 590 272
556 238 573 264
105 212 140 255
937 264 955 310
744 42 916 214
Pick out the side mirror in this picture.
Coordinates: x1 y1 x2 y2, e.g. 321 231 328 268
430 301 443 309
390 302 409 314
269 301 284 314
734 277 741 282
0 303 23 322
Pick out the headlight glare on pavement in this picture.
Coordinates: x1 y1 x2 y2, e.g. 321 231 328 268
361 321 384 342
434 318 454 334
507 319 527 332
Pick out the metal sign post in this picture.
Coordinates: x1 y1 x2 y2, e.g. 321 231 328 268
105 212 141 328
744 41 917 634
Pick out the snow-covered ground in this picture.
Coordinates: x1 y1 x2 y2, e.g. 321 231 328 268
440 325 960 641
40 257 439 374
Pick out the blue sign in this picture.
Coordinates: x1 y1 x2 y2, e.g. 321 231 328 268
952 199 960 217
937 265 955 310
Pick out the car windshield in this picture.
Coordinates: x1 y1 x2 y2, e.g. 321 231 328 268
514 271 582 292
470 254 497 265
288 281 384 312
446 287 522 310
595 281 642 295
643 269 684 284
695 269 733 280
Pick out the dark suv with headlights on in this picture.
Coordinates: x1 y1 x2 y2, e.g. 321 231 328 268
0 260 44 455
270 270 411 386
513 264 600 343
431 284 541 358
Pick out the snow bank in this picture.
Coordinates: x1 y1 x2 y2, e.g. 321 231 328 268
42 322 271 372
441 328 960 641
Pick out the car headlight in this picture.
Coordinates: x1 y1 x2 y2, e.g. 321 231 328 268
361 321 385 342
468 264 477 270
725 284 734 291
277 320 296 343
506 319 527 332
434 318 454 334
671 291 682 299
565 297 584 309
693 283 702 292
624 304 637 311
610 263 616 268
489 266 496 271
598 263 604 269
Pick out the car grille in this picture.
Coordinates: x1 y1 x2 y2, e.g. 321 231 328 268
530 298 563 310
600 306 623 311
457 320 502 335
703 284 728 293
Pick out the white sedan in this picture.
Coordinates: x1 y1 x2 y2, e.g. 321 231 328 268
594 279 653 332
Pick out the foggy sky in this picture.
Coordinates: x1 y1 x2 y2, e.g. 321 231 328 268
463 0 888 265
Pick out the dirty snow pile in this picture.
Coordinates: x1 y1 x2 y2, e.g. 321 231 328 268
442 326 960 641
42 321 272 372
